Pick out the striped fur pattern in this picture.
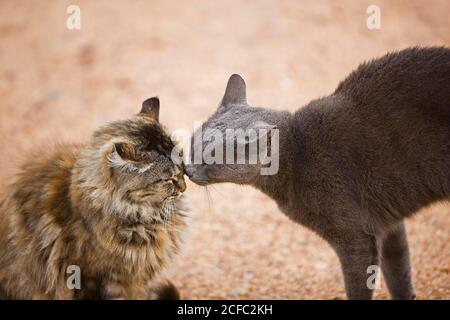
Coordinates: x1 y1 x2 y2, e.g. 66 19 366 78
0 98 187 299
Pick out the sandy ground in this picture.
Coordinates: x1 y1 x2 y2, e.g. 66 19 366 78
0 0 449 299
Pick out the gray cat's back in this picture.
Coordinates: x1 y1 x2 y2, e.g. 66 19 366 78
186 49 449 299
335 47 450 116
291 47 450 221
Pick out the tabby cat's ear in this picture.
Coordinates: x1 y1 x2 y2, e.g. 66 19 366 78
221 74 247 107
141 97 160 121
112 142 135 160
107 142 137 170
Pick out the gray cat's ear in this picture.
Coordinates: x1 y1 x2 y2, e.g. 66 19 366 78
248 121 277 140
235 121 277 146
221 74 247 107
141 97 160 121
249 121 277 132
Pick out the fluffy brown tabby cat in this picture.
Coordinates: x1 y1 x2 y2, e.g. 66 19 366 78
0 97 187 299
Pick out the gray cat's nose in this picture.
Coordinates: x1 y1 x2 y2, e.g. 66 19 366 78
184 164 194 178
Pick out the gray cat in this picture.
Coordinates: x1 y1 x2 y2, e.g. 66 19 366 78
185 47 450 300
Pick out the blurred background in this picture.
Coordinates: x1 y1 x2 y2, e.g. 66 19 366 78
0 0 448 299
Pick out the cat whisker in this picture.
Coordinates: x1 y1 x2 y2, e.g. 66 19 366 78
204 186 213 213
209 185 227 199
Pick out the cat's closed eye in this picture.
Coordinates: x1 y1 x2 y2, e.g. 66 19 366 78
152 177 175 184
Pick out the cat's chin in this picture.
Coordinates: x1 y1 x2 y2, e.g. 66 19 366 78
187 176 210 186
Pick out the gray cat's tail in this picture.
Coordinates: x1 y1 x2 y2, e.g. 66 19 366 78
149 280 181 300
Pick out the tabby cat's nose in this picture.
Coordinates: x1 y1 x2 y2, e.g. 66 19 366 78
177 178 187 193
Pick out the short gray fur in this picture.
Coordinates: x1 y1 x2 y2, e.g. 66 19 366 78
186 47 450 299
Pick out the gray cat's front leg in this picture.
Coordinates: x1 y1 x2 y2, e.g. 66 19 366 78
335 233 379 300
381 222 416 300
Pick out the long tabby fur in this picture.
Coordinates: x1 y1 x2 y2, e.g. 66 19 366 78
0 97 186 299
